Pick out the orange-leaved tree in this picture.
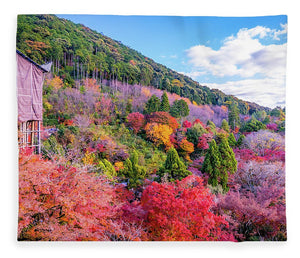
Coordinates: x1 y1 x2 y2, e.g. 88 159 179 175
145 111 179 131
144 122 173 149
178 137 194 161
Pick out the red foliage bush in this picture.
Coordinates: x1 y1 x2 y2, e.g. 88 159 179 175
234 148 285 163
18 154 137 241
127 112 145 134
182 120 192 128
233 148 257 161
197 135 209 150
169 133 178 149
263 149 285 162
140 175 235 241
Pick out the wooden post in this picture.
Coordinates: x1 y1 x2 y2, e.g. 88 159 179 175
31 121 34 147
25 121 29 147
38 121 41 154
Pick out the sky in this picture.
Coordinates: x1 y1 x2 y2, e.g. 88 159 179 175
58 15 287 108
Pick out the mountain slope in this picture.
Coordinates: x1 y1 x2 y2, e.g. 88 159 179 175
16 14 267 114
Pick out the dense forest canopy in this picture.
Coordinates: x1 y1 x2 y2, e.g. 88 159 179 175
17 14 269 114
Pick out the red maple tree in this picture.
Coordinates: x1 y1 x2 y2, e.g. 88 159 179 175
140 175 235 241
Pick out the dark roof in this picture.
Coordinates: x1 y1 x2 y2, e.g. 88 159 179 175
16 50 52 73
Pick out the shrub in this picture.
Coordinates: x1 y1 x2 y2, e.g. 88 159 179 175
127 112 145 134
18 154 128 241
141 175 235 241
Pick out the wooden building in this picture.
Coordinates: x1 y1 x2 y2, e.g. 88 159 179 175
17 50 51 153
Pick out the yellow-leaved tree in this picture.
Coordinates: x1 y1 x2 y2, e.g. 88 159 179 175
145 122 173 149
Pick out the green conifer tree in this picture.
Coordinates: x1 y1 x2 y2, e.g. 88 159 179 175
228 103 241 130
102 159 117 178
157 147 191 182
170 99 190 125
130 151 147 188
207 120 216 130
218 136 237 191
202 136 237 192
228 132 237 147
159 92 170 112
221 119 230 133
202 139 221 187
121 151 147 188
144 94 160 114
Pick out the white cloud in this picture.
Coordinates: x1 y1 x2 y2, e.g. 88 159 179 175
186 25 287 79
185 24 287 107
235 25 271 39
204 77 286 108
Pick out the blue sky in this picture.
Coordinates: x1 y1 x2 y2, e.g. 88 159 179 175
59 15 287 108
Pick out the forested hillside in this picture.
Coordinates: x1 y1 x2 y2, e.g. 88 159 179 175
17 14 266 114
17 14 286 241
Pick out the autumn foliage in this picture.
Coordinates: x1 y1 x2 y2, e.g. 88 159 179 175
145 111 179 131
140 175 235 241
182 120 192 128
127 112 145 134
18 154 234 241
216 159 286 241
178 137 194 161
145 122 173 149
45 75 64 90
18 154 135 241
82 78 100 92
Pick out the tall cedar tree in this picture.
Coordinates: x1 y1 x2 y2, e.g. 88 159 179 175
157 147 191 182
144 95 160 114
221 119 230 133
228 103 241 130
218 136 237 191
228 133 237 147
207 120 216 129
159 92 170 112
202 139 221 188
